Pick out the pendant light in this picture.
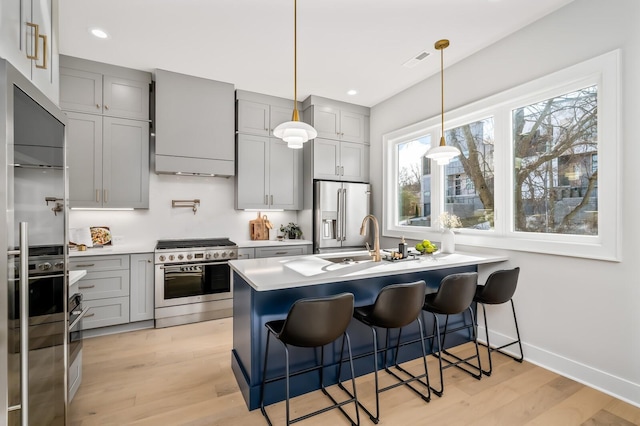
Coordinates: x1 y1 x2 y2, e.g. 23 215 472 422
425 39 460 165
273 0 317 149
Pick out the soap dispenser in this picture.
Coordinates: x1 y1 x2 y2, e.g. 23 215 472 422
398 236 408 258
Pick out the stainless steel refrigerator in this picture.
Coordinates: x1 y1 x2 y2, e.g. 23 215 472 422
313 181 371 253
1 59 68 425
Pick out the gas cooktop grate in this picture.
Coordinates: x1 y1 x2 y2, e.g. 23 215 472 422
155 238 236 250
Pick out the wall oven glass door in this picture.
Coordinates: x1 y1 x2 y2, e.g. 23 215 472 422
156 261 231 308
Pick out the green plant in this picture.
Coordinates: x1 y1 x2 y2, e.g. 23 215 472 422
279 222 303 239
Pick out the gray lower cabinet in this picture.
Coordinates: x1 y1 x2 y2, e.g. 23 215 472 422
129 253 154 322
236 134 302 210
237 248 255 259
70 253 154 330
65 111 149 208
71 255 130 330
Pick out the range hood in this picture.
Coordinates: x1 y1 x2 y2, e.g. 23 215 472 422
154 69 235 177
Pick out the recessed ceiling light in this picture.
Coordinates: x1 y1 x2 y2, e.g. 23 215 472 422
347 89 358 96
90 28 109 39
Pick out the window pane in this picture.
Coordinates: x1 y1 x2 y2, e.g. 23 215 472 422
444 118 495 230
397 136 431 227
513 86 598 235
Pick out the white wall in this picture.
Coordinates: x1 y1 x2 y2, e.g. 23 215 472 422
371 0 639 406
69 173 299 246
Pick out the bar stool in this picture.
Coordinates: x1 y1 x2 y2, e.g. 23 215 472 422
422 272 482 397
348 281 430 424
474 267 523 376
260 293 360 426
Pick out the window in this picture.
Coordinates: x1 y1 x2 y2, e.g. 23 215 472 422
513 87 598 235
383 50 620 261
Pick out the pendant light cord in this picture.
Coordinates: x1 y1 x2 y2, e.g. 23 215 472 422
292 0 299 121
440 44 445 146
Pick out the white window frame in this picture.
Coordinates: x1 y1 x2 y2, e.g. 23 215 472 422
383 49 621 261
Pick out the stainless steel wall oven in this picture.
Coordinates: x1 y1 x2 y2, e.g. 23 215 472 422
154 238 237 328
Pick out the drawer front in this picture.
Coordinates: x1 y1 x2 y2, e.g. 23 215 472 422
70 255 130 272
77 270 130 300
82 297 130 330
255 246 306 258
237 248 255 259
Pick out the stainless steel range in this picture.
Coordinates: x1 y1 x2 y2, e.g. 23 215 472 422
154 238 237 328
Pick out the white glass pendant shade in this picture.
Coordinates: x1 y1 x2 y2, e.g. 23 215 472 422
273 120 318 148
425 144 460 165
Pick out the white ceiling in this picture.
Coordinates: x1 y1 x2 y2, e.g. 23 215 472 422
58 0 575 107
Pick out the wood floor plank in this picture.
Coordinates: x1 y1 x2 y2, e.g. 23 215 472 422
69 319 640 426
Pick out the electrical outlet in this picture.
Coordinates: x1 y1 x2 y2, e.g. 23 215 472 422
112 235 124 244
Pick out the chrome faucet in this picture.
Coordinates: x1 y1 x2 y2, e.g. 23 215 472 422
360 214 381 262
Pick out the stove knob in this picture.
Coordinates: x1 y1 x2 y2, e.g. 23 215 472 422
38 262 52 271
229 251 237 259
213 252 219 259
205 253 211 260
178 254 184 260
54 261 65 269
159 255 166 262
187 254 193 260
169 255 175 261
221 251 228 258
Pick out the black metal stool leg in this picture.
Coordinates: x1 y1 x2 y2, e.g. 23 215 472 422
284 343 291 425
260 331 273 426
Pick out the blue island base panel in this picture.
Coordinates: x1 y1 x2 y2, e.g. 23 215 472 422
231 266 477 411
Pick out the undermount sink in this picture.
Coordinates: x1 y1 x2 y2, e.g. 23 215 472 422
323 254 375 264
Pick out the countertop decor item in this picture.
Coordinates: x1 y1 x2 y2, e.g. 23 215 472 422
438 212 461 254
424 39 461 165
279 222 302 239
250 213 273 240
272 0 318 149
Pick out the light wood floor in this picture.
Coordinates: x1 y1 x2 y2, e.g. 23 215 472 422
70 319 640 425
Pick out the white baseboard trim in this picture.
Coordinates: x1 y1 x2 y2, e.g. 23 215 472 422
478 326 640 408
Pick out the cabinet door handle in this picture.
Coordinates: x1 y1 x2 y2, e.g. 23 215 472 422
270 195 273 205
264 195 268 205
275 251 288 255
35 33 47 69
96 189 100 203
84 313 95 318
96 104 101 109
341 166 344 176
336 166 340 176
78 285 95 289
75 264 95 267
26 22 40 60
104 189 108 203
104 105 109 110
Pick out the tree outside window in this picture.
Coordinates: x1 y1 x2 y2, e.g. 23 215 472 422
397 136 431 227
512 86 598 235
444 118 495 230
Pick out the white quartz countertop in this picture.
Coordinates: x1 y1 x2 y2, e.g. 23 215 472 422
69 242 155 257
229 250 508 291
236 239 313 248
69 270 87 286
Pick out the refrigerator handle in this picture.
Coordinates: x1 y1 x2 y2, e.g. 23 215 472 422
341 188 347 241
18 222 29 426
336 189 342 241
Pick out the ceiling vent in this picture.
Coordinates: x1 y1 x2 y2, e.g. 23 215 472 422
402 50 430 68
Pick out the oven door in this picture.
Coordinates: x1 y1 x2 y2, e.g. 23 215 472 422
68 293 87 365
155 261 232 308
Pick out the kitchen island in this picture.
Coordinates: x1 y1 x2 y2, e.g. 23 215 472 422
229 250 508 410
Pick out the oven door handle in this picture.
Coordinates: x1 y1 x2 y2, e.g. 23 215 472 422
158 261 230 269
69 306 91 330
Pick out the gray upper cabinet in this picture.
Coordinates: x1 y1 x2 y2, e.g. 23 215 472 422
0 0 59 103
60 67 150 121
235 90 303 210
66 111 150 208
60 56 151 209
155 69 235 176
313 138 369 183
305 105 368 144
236 134 302 210
237 100 292 137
